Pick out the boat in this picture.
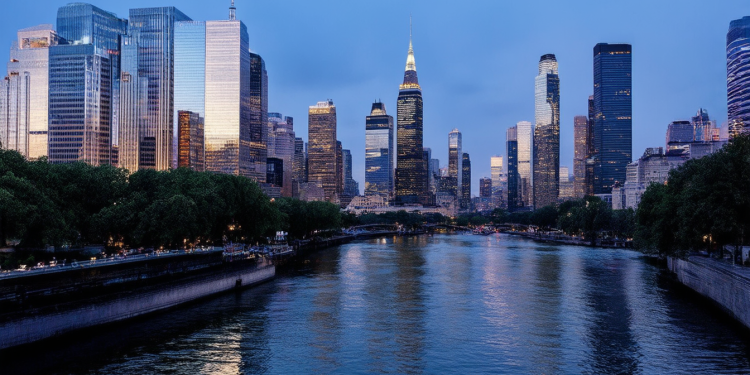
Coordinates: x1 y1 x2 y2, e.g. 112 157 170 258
267 231 295 257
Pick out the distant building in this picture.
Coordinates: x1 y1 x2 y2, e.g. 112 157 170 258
448 129 463 198
612 148 685 210
0 24 56 160
292 137 306 197
266 157 283 188
479 177 492 198
490 156 505 209
728 16 750 131
592 43 632 194
461 153 471 211
573 115 589 198
308 100 338 202
268 113 295 197
365 101 394 199
341 149 359 207
559 166 574 200
507 126 521 211
533 54 560 209
248 52 269 182
516 121 533 207
666 121 694 152
177 110 205 171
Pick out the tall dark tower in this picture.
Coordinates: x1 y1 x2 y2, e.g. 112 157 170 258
532 54 560 209
395 22 426 205
592 43 632 194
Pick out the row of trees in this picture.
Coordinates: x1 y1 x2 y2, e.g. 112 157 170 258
0 149 342 249
634 134 750 259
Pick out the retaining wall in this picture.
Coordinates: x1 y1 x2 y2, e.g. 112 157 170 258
668 256 750 328
0 263 274 350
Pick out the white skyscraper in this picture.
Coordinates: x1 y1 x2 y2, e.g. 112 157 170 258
491 155 505 208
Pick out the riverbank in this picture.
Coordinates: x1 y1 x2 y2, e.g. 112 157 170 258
668 256 750 330
503 230 632 248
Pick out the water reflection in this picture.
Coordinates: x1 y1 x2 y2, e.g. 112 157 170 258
4 234 750 375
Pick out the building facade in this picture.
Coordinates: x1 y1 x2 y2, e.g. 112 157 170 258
533 54 561 208
448 128 462 198
573 115 588 198
395 32 427 205
728 16 750 131
177 110 204 170
490 155 505 209
592 43 632 194
507 126 521 211
48 3 128 166
365 101 393 198
308 100 338 202
516 121 533 208
479 177 492 198
248 52 268 182
0 25 56 159
461 152 471 210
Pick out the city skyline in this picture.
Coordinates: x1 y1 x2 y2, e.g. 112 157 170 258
0 1 748 195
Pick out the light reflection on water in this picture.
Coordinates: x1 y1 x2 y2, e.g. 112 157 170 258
4 234 750 375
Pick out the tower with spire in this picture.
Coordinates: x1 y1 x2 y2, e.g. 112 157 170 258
229 0 236 20
395 17 428 205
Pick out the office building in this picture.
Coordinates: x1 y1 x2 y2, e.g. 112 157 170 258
507 126 521 211
0 25 56 159
533 54 560 209
177 110 204 170
461 152 471 210
448 128 462 197
490 156 505 208
365 101 394 198
342 149 358 207
248 52 268 182
48 3 127 166
308 100 338 202
516 120 533 207
559 166 574 200
573 115 588 198
592 43 632 193
267 113 295 197
395 27 427 205
479 177 492 198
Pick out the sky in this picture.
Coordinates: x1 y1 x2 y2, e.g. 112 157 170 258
2 0 749 196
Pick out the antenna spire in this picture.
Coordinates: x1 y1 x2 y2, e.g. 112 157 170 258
229 0 236 20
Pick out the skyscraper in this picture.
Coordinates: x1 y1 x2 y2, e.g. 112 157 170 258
592 43 632 194
292 137 306 197
573 115 588 198
174 3 251 176
585 95 595 196
173 20 206 172
268 113 295 197
461 152 471 210
0 25 56 159
507 126 521 211
177 110 204 170
248 52 268 182
48 3 127 166
395 26 426 205
308 100 338 202
448 128 462 198
337 140 344 200
365 101 394 198
125 7 191 171
342 149 359 207
479 177 492 198
533 54 560 209
490 156 505 208
728 16 750 131
516 120 533 207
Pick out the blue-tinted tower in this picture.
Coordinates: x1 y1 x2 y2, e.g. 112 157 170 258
728 16 750 130
592 43 632 194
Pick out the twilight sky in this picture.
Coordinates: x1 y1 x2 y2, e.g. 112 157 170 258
2 0 749 195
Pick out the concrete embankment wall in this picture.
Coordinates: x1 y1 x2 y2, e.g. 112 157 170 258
0 263 274 350
668 256 750 329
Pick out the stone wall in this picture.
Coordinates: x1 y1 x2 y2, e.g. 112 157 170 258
668 256 750 328
0 263 274 350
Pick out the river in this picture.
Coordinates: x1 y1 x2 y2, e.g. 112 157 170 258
4 234 750 374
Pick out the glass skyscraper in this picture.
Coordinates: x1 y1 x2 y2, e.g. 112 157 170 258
0 25 56 159
533 54 560 209
728 16 750 131
507 126 521 211
490 156 504 208
395 31 427 205
173 21 206 173
365 101 394 198
123 7 191 171
461 152 471 210
174 7 252 177
249 52 268 183
592 43 632 194
516 120 533 207
49 3 127 166
308 100 338 202
448 129 462 198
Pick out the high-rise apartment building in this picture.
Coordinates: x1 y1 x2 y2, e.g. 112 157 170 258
121 7 191 171
533 54 560 209
461 153 471 210
573 115 588 198
0 25 56 159
174 5 251 176
448 128 462 198
592 43 632 193
365 101 394 198
507 126 521 211
395 29 427 205
308 100 338 202
48 3 127 166
516 120 533 207
248 52 268 182
728 16 750 131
